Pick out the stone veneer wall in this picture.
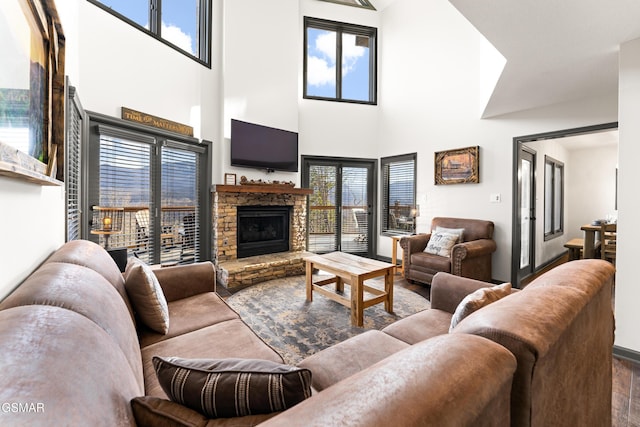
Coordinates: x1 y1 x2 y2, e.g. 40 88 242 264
213 191 308 262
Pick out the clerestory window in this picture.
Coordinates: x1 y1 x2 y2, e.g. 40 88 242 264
304 17 377 105
87 0 212 66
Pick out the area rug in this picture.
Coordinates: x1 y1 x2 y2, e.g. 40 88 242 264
226 274 430 365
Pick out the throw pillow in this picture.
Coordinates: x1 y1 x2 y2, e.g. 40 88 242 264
449 282 512 332
424 231 459 257
153 357 313 419
131 396 210 427
434 226 465 243
124 257 170 334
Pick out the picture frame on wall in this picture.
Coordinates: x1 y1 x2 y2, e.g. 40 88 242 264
225 173 237 185
434 146 480 185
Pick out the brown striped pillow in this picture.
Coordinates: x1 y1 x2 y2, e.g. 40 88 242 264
152 357 312 419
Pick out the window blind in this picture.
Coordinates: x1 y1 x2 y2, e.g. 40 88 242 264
161 142 202 264
381 153 416 234
97 127 154 262
65 84 83 241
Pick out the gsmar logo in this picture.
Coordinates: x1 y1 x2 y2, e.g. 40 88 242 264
1 402 45 413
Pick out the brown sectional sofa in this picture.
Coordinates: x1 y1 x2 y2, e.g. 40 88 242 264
0 240 615 426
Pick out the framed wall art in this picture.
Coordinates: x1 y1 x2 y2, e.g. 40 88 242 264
434 146 480 185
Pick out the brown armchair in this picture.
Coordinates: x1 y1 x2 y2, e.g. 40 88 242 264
399 217 496 285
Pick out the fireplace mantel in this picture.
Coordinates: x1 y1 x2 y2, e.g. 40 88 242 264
213 184 312 196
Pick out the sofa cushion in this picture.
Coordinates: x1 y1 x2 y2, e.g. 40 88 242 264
44 239 136 321
153 357 312 419
297 330 409 391
424 231 459 257
142 318 284 398
434 226 465 243
381 308 452 344
139 292 240 348
131 396 279 427
0 305 143 426
125 258 170 334
449 282 511 332
0 262 145 389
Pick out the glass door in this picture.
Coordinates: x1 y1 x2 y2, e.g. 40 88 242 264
518 147 536 281
303 157 375 256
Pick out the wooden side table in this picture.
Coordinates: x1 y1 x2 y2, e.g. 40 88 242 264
390 236 404 275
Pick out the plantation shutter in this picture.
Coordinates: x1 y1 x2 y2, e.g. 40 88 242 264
64 83 84 241
382 154 416 233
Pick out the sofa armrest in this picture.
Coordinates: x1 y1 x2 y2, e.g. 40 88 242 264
430 272 494 313
152 262 216 302
451 238 497 261
399 233 430 254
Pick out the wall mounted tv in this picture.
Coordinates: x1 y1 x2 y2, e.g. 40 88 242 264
230 119 299 172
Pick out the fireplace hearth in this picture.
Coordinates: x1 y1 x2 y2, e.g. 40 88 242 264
237 206 291 258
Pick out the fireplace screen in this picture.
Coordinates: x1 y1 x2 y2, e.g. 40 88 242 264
237 206 291 258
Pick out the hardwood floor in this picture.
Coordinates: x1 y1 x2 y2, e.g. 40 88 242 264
613 357 640 427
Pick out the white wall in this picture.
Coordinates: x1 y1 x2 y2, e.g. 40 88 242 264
222 0 300 185
616 37 640 354
0 178 65 297
566 144 618 239
377 0 618 282
298 1 382 163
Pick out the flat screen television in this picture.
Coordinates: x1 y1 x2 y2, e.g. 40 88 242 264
230 119 299 172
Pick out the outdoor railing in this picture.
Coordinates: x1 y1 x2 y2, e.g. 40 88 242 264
96 206 196 264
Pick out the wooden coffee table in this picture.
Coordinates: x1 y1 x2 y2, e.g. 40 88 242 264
304 251 395 326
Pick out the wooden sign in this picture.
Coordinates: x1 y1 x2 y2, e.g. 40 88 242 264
121 107 193 137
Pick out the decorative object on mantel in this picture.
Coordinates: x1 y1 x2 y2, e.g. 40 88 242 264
224 173 236 185
239 175 295 188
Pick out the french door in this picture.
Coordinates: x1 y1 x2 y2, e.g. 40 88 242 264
86 114 210 266
302 156 376 257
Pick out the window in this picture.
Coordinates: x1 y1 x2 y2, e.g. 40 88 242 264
544 156 564 240
381 153 417 234
86 113 211 265
88 0 212 66
316 0 376 10
304 17 377 104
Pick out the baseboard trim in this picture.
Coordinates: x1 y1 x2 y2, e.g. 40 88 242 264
613 345 640 363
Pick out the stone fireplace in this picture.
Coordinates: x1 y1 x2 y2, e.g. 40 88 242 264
212 184 312 289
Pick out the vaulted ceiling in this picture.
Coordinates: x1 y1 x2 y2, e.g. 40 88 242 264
448 0 640 117
371 0 640 118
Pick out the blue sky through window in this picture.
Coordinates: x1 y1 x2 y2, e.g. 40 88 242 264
96 0 197 55
306 26 371 102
